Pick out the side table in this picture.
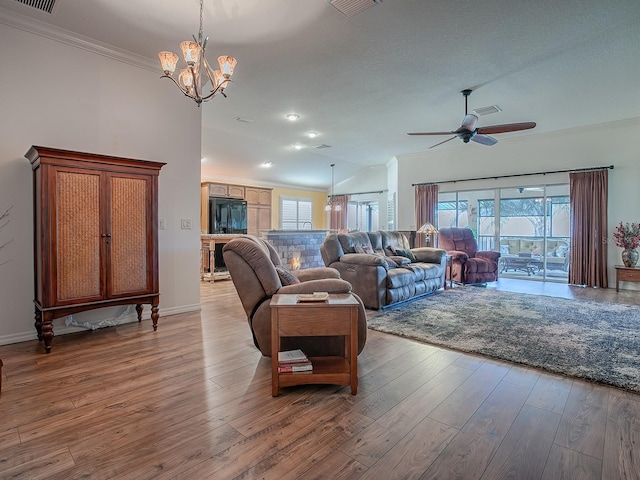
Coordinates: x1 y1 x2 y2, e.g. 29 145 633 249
615 265 640 292
270 293 359 397
445 254 453 289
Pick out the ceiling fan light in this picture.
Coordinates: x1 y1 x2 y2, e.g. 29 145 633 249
334 204 342 211
158 51 179 76
180 41 200 65
325 203 332 212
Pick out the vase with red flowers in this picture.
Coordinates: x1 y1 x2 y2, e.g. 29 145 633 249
613 221 640 267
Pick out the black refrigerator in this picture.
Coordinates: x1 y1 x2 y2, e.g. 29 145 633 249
208 197 248 234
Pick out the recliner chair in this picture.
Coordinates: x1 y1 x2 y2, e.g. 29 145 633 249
438 227 501 284
222 235 367 357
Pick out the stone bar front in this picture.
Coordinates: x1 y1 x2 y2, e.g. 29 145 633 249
262 230 330 270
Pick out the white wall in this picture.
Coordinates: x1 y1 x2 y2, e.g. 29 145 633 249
0 21 202 345
395 118 640 287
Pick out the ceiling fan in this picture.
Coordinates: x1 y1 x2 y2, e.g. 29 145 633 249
407 89 536 148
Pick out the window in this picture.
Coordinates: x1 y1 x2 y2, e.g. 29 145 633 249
387 193 396 231
437 184 570 283
280 196 313 230
347 200 379 232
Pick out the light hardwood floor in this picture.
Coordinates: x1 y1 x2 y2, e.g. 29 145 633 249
0 279 639 479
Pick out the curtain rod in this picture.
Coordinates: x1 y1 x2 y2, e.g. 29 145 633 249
411 165 614 187
329 189 386 197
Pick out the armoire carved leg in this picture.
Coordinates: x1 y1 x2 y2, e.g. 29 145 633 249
151 304 159 331
135 304 143 322
41 315 54 354
34 309 43 341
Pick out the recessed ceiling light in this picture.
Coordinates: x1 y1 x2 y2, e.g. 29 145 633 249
307 131 318 138
261 162 273 168
293 143 304 150
286 113 300 121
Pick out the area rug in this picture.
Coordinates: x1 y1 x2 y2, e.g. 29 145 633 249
367 288 640 392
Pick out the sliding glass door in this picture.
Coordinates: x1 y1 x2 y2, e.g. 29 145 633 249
438 184 570 282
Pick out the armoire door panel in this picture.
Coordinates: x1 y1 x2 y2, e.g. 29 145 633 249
109 175 150 296
54 170 102 302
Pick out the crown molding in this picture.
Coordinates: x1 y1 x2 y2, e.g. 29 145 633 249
0 6 158 72
200 173 328 193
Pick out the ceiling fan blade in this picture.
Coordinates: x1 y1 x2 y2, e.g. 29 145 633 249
471 134 498 146
477 122 536 135
407 131 456 136
429 136 457 149
459 114 478 132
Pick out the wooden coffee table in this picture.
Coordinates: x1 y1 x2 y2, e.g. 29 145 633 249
270 293 359 397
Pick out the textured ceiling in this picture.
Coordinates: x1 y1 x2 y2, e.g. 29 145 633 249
2 0 638 189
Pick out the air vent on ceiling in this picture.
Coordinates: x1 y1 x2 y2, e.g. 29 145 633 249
314 144 332 149
328 0 381 18
473 105 502 116
13 0 57 14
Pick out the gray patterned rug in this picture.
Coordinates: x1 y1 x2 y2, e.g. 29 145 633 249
368 287 640 392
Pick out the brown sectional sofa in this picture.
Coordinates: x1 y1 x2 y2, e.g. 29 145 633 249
321 231 447 310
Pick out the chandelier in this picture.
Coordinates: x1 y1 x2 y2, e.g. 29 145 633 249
325 164 342 212
157 0 237 106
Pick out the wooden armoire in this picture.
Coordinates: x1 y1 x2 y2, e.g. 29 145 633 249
27 146 165 353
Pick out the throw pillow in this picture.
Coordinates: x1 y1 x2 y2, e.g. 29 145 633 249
500 245 510 254
395 248 417 263
275 266 300 285
386 245 398 256
555 245 569 258
354 245 374 254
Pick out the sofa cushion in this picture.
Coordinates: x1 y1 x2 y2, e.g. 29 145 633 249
275 266 300 285
338 231 372 254
386 268 419 288
377 255 398 269
389 255 411 266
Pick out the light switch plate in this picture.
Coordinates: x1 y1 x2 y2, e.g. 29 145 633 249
181 218 192 229
159 218 166 230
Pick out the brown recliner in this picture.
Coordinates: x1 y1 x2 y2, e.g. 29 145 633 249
438 227 501 284
222 235 367 357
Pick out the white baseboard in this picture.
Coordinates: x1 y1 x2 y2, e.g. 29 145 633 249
0 303 202 347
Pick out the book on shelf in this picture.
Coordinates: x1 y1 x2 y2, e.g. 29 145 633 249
278 361 313 373
278 349 309 364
